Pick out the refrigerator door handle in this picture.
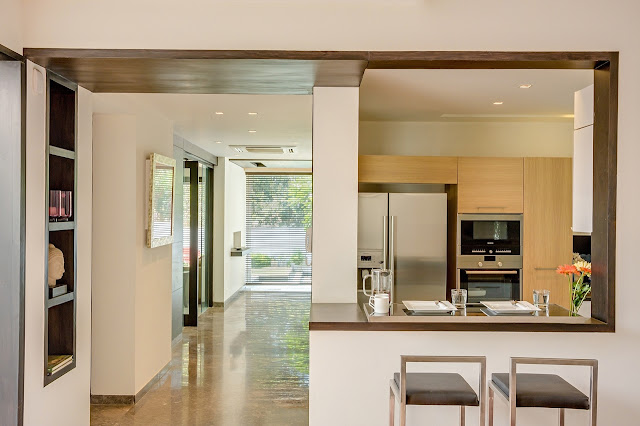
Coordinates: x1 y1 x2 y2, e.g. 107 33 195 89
383 216 389 270
389 215 396 304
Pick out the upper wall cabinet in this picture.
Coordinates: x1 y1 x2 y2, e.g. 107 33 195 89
358 155 458 184
457 157 524 213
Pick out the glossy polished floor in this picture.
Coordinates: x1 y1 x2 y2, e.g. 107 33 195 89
91 290 311 425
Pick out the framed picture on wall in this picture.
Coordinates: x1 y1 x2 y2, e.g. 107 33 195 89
146 153 176 248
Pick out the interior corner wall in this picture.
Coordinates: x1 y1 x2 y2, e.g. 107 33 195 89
0 0 22 54
359 121 574 157
311 87 359 303
225 162 246 300
90 96 173 396
91 114 137 396
24 61 92 425
213 158 247 304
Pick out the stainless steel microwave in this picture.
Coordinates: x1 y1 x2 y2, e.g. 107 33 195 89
457 214 523 256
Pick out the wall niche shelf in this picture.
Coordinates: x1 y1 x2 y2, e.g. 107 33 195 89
44 72 78 386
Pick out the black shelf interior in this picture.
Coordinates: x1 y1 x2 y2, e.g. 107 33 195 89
48 80 76 151
45 73 77 386
47 301 74 356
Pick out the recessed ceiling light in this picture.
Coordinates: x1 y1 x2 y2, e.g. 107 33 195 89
215 111 224 115
493 101 504 105
248 112 258 116
215 141 222 144
248 130 257 133
519 84 532 89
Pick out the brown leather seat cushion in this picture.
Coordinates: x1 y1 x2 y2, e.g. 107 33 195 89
491 373 590 410
393 372 479 406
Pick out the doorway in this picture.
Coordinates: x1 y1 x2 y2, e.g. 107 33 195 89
183 160 214 326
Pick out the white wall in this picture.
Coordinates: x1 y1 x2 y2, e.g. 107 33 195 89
91 96 173 396
213 158 246 303
24 61 92 425
359 121 574 157
311 87 359 303
0 0 22 54
91 114 137 395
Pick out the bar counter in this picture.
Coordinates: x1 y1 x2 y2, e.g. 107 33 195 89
309 303 608 332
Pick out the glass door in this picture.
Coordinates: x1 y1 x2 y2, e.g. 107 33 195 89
184 161 213 326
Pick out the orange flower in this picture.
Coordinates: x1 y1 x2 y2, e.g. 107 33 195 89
556 264 578 275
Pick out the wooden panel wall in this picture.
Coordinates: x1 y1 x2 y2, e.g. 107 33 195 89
358 155 458 184
457 157 524 213
523 158 573 309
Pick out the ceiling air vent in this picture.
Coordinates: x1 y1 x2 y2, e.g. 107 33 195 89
251 162 267 168
230 145 296 155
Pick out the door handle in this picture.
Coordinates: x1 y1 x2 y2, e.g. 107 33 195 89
465 270 519 275
534 267 557 271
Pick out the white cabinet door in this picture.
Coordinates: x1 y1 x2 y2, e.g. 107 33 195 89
573 125 593 233
574 84 594 130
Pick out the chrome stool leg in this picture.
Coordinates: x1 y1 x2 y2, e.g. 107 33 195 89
460 406 466 426
559 408 565 426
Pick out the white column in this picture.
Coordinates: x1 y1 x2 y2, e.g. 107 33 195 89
311 87 359 303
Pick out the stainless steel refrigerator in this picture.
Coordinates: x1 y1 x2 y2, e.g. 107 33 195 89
357 193 447 303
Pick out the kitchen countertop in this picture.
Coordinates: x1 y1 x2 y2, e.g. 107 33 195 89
309 302 608 332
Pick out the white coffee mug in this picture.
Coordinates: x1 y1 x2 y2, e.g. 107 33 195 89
369 293 390 314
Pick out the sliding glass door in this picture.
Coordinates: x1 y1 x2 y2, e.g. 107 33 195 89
245 174 312 285
184 161 213 326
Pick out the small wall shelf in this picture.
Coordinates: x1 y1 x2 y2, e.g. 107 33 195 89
46 292 74 309
44 71 78 386
48 221 74 232
231 247 251 257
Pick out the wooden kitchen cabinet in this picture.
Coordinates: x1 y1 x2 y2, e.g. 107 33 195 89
523 157 573 309
457 157 524 213
358 155 458 184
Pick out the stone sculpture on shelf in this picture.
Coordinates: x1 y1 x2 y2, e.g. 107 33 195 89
48 243 65 287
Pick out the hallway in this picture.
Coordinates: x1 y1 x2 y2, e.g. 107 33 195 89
91 290 311 425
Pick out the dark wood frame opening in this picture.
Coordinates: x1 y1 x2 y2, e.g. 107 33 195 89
24 49 617 332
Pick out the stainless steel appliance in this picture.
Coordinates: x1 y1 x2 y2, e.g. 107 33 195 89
358 193 448 303
457 214 523 304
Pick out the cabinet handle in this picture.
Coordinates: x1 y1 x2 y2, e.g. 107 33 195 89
477 206 506 211
534 267 557 271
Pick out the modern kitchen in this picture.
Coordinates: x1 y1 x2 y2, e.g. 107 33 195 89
309 62 615 425
351 68 595 322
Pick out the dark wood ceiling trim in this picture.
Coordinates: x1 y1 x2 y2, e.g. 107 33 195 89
24 48 370 61
23 49 369 94
367 51 614 69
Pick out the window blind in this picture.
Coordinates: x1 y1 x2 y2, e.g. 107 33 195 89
245 174 312 285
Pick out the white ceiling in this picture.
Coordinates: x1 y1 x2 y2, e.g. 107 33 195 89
98 93 313 161
359 69 594 122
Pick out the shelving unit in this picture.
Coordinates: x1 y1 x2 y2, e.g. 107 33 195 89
44 72 78 386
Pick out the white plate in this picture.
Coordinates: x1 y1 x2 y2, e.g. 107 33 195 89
403 300 457 312
481 301 541 314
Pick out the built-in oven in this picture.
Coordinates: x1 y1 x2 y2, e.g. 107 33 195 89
458 214 523 255
458 269 521 304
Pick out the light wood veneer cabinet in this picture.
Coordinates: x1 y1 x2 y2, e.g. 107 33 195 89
523 157 573 309
358 155 458 184
457 157 524 213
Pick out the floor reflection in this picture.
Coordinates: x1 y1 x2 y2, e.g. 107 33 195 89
91 290 311 425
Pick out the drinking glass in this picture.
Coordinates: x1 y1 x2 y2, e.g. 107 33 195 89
541 290 550 308
451 289 467 308
533 289 542 307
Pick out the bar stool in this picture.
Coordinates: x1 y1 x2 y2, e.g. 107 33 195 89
488 357 598 426
389 355 486 426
